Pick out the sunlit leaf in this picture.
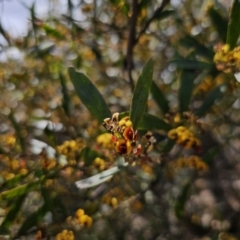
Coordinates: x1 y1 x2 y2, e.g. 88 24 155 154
179 71 199 114
130 58 154 129
138 113 172 131
226 0 240 50
75 157 128 189
0 194 27 234
151 81 169 114
0 173 29 190
68 67 111 123
196 85 224 117
174 182 191 218
42 24 64 40
0 181 41 200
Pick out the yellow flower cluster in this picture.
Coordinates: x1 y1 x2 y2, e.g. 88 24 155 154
0 133 16 148
56 229 74 240
102 187 125 208
96 133 114 149
1 157 28 181
171 155 208 171
168 126 201 150
93 157 105 171
213 43 240 73
103 113 141 155
57 139 85 160
40 156 57 170
75 209 93 227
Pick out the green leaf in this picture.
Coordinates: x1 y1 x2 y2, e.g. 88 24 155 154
174 182 191 218
80 147 102 165
154 10 175 21
226 0 240 50
151 81 169 114
0 194 27 234
41 187 57 220
196 85 224 117
179 71 198 114
42 24 64 39
60 73 71 117
0 181 41 200
161 139 175 153
17 204 49 236
207 6 227 42
68 67 111 123
170 59 213 70
179 36 214 60
138 114 172 131
130 58 154 129
9 110 26 154
0 173 29 190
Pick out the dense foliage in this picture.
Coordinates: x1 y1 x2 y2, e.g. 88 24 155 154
0 0 240 239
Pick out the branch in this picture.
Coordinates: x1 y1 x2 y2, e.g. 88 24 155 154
135 0 170 45
124 0 139 92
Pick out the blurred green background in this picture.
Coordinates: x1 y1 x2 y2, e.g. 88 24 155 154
0 0 240 239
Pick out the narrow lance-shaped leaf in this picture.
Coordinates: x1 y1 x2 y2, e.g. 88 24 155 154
174 182 191 218
138 113 172 131
80 146 103 165
0 194 27 234
60 73 71 117
0 180 42 200
226 0 240 50
169 59 213 70
179 70 198 114
17 204 49 236
195 85 224 117
41 187 57 220
9 110 26 154
151 81 170 114
120 112 172 131
75 157 128 189
130 58 154 129
179 36 214 60
207 6 227 42
68 67 111 123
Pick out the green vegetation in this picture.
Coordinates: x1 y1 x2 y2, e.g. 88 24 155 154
0 0 240 239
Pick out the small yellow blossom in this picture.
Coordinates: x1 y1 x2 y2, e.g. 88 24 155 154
75 209 85 219
78 215 93 227
93 157 105 171
56 229 74 240
96 133 113 149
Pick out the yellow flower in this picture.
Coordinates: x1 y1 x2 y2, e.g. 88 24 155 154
56 229 74 240
93 157 105 171
96 133 113 149
115 139 132 155
78 215 93 227
76 209 85 218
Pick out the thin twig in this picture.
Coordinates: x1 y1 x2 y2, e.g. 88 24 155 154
125 0 139 92
135 0 170 45
125 0 170 92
